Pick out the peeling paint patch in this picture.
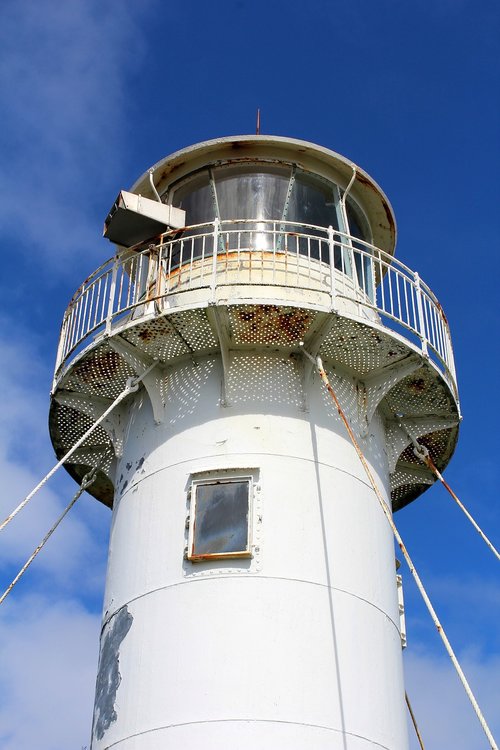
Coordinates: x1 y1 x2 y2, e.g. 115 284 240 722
92 605 133 741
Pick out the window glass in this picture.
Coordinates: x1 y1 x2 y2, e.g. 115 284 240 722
346 201 368 243
281 173 339 264
286 173 339 229
169 165 363 281
190 479 250 559
347 200 374 298
173 174 216 225
215 168 290 222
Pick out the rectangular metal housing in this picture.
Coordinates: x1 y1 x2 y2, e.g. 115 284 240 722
103 191 186 247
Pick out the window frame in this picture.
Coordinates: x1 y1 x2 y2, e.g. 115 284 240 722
187 474 253 562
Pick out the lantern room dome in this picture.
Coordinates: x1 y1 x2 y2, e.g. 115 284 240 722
131 135 397 258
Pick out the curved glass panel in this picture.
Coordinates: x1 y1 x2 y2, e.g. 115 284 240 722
174 174 215 225
286 173 346 270
167 165 372 296
215 168 290 222
171 174 216 264
347 200 374 298
286 173 338 229
216 168 290 252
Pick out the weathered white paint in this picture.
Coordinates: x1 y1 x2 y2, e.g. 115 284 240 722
92 352 408 750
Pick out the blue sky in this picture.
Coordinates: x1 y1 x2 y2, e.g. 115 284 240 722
0 1 499 748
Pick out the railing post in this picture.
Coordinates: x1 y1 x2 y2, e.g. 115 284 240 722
327 225 337 311
154 241 162 298
211 217 220 302
53 312 69 388
105 256 119 335
414 272 428 357
443 317 457 392
448 344 458 401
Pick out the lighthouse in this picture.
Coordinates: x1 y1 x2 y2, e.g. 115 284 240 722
49 136 460 749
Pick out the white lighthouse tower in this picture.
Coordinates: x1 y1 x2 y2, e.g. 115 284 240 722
49 136 460 749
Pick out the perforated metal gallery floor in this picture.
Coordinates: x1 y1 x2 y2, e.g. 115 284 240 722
49 302 460 511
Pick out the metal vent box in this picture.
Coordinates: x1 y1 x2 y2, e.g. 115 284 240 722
104 191 186 247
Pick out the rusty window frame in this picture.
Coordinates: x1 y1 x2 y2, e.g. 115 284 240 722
187 475 253 561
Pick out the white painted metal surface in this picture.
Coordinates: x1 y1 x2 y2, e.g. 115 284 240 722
92 353 408 749
103 190 186 245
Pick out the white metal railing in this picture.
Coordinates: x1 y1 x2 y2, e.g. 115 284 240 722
54 219 457 396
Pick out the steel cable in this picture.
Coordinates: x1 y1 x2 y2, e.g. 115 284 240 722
411 442 500 562
0 362 157 533
0 468 97 606
405 691 426 750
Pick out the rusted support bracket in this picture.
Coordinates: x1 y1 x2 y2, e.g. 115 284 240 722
107 336 165 424
358 355 422 437
206 303 231 407
67 445 116 478
300 312 338 407
390 460 435 491
53 391 126 457
385 415 459 473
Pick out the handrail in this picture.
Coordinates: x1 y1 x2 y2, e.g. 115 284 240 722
53 219 457 399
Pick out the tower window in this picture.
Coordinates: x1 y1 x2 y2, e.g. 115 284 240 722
188 477 252 561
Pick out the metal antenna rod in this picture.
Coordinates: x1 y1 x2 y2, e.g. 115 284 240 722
256 108 261 135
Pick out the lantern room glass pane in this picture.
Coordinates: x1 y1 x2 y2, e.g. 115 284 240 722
174 174 215 225
215 168 291 252
215 169 290 222
285 173 341 267
286 173 339 230
347 200 374 299
190 480 250 558
169 166 372 286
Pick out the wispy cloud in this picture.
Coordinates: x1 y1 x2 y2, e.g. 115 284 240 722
0 0 147 272
0 297 108 750
0 594 100 750
405 645 500 749
402 568 500 661
0 323 109 589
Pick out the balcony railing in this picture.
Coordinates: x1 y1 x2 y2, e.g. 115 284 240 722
54 219 457 396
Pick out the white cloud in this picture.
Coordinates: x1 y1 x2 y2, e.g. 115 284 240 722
0 0 148 271
0 321 109 596
0 452 108 596
0 594 101 750
405 645 500 749
0 328 108 750
402 567 500 664
0 316 56 468
0 327 108 749
426 573 500 620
